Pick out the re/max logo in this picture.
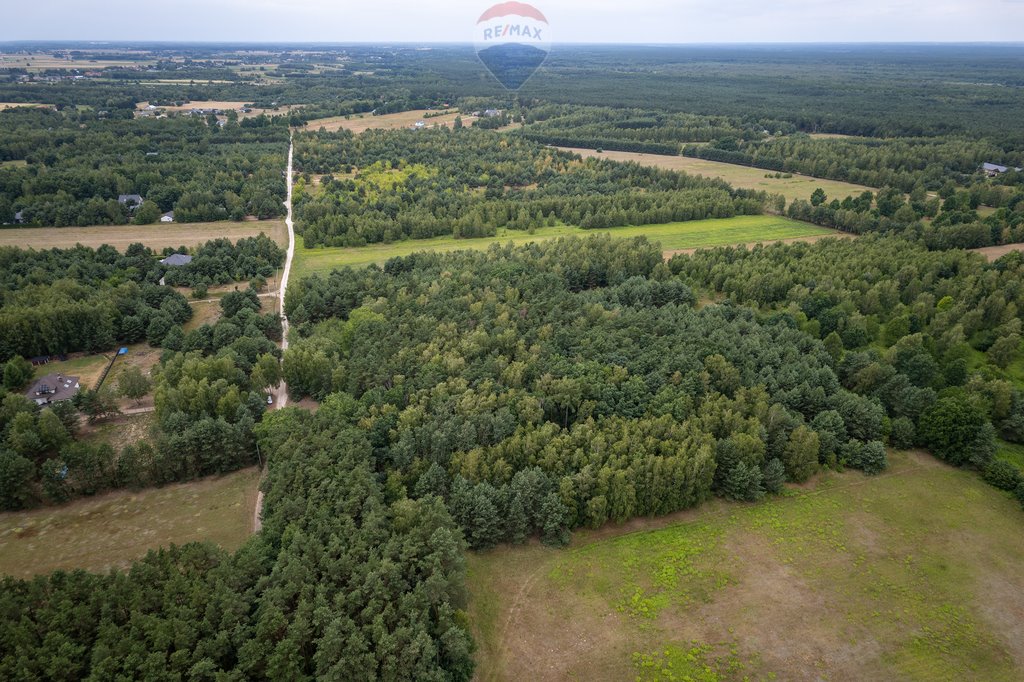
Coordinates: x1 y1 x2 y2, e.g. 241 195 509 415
482 24 544 40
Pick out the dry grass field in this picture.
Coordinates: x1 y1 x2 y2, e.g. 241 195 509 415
0 467 261 577
467 450 1024 682
973 243 1024 262
559 147 876 204
0 102 49 111
0 219 288 251
304 109 477 134
0 53 154 71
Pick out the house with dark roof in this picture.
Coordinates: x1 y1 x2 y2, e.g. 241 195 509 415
160 253 192 266
983 162 1023 177
12 210 24 224
160 211 175 223
26 373 80 406
118 194 144 210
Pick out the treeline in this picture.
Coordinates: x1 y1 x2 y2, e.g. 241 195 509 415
516 104 791 155
282 237 892 547
0 401 474 679
0 108 287 226
0 237 285 362
161 234 286 287
782 183 1024 251
293 128 768 247
682 135 1023 193
0 279 191 361
672 237 1024 501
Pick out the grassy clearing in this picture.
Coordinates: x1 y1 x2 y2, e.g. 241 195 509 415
467 451 1024 682
559 147 876 204
292 216 834 279
0 467 260 577
32 354 110 390
0 219 288 251
304 109 477 134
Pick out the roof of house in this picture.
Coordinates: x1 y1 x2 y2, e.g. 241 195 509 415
160 253 192 266
118 194 143 204
161 211 175 220
983 162 1023 173
26 373 80 403
13 210 23 221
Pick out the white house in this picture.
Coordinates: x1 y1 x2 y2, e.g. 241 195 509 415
161 211 175 223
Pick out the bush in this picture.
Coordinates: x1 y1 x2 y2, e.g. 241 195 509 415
982 460 1023 492
2 356 34 391
840 439 888 475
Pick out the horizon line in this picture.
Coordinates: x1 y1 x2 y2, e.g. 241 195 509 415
2 39 1024 47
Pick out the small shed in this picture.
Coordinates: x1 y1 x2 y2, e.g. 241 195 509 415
161 211 175 223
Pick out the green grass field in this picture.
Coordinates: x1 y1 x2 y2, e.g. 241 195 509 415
0 467 260 577
467 451 1024 681
292 216 836 279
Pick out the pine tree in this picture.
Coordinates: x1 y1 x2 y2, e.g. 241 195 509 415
723 462 765 502
762 458 786 494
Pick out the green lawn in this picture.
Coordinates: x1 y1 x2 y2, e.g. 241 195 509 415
292 215 835 279
467 451 1024 682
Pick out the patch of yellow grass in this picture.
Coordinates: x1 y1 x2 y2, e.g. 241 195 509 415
0 467 261 577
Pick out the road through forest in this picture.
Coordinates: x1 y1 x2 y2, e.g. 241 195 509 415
254 134 295 533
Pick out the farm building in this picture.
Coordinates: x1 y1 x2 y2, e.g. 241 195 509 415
161 211 175 223
26 374 80 406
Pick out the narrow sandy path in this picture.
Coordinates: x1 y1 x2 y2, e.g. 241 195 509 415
253 134 295 534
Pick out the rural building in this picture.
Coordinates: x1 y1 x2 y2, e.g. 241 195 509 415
483 109 502 117
160 211 175 223
13 210 24 224
982 162 1023 177
26 373 80 406
160 253 192 266
118 194 143 209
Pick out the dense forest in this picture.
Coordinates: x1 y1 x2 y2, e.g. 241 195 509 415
281 237 895 546
0 109 287 226
294 128 768 247
0 402 474 679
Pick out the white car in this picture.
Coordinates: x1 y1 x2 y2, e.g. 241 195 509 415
267 395 274 405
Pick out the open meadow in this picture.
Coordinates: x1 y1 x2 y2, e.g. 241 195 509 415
559 147 876 204
467 451 1024 682
304 109 477 134
0 467 260 578
292 215 836 278
0 219 288 251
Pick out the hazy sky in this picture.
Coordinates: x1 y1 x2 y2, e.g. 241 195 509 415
4 0 1024 43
